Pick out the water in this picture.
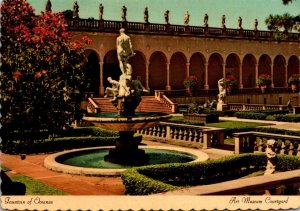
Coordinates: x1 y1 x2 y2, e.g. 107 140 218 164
57 148 197 169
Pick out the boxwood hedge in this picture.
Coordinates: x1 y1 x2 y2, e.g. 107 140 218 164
121 153 300 195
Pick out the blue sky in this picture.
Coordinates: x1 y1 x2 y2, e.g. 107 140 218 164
28 0 300 31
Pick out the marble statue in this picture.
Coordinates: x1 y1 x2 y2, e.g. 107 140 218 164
121 5 127 21
116 28 136 74
99 3 104 20
45 0 52 12
184 11 190 25
238 16 242 29
164 10 170 24
144 7 149 23
104 77 119 102
204 13 208 26
264 139 277 175
217 78 226 111
73 1 79 19
221 15 226 28
254 19 258 30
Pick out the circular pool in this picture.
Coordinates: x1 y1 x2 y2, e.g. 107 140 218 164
44 146 209 176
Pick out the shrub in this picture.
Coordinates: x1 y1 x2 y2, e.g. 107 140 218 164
274 114 300 122
121 153 300 195
266 115 276 121
235 112 268 120
183 75 198 88
288 74 300 85
258 73 272 86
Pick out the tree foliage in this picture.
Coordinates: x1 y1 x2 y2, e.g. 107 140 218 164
0 0 92 149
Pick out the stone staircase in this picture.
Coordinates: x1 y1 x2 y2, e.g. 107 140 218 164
91 96 174 113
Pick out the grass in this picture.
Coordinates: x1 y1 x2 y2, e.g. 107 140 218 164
1 165 12 172
206 120 271 128
11 176 67 195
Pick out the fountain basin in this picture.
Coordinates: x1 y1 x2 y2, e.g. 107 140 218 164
82 112 171 131
44 146 209 176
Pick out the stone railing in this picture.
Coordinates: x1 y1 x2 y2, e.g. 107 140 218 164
234 131 300 156
86 97 101 113
228 103 288 111
137 122 224 149
154 91 177 112
66 19 300 42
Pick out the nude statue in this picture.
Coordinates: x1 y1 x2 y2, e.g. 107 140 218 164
104 77 119 102
144 7 149 23
121 5 127 21
204 13 208 26
73 1 79 19
99 3 104 20
116 28 136 74
221 15 226 28
238 16 242 29
264 139 277 175
164 10 169 24
218 78 226 104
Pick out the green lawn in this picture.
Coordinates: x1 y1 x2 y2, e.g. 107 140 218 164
11 176 67 195
206 120 271 128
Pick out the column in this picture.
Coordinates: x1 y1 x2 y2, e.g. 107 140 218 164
146 60 150 90
222 63 226 78
285 64 288 87
270 63 274 88
186 62 190 77
238 62 243 88
255 63 259 88
99 61 105 96
166 62 171 90
204 63 209 89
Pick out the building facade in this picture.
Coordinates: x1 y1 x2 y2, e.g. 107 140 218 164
68 19 300 96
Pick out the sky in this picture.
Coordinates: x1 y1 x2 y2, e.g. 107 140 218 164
27 0 300 31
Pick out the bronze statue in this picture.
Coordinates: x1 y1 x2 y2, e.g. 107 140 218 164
238 16 242 29
144 7 149 23
254 19 258 30
184 10 190 25
121 5 127 21
164 10 169 24
221 15 226 28
99 3 104 20
204 13 208 26
73 1 79 19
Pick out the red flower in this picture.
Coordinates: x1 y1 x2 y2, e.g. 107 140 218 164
34 71 42 79
82 36 93 45
12 70 22 81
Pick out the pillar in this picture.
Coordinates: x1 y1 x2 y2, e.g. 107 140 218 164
99 61 105 96
186 62 190 77
238 62 243 88
166 62 171 90
146 60 150 90
255 63 259 88
270 63 274 88
285 63 288 87
222 63 226 78
204 63 209 89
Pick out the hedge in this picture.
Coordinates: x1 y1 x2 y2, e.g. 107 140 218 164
121 153 300 195
235 111 300 122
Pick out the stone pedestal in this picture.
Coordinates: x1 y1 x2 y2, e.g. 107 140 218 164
217 103 228 111
104 131 149 165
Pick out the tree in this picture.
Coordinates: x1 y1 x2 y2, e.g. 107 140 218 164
0 0 92 151
265 0 300 34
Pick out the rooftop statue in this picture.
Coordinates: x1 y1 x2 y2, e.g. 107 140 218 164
144 7 149 23
221 14 226 28
164 10 170 24
45 0 52 12
121 5 127 21
204 13 209 27
184 10 190 25
254 19 258 30
73 1 79 19
99 3 104 20
238 16 243 29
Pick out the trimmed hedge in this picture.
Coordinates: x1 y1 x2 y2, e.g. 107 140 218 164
121 153 300 195
235 111 300 122
235 112 268 120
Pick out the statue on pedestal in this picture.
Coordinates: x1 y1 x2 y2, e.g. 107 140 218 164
238 16 243 29
45 0 52 12
184 11 190 25
254 19 258 30
217 78 226 111
221 15 226 28
164 10 170 24
264 139 277 175
121 5 127 21
73 1 79 19
204 13 209 27
144 7 149 23
99 3 104 20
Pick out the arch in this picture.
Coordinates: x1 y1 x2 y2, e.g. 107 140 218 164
103 50 120 88
287 55 300 79
129 51 146 85
258 54 272 77
242 54 256 88
189 52 206 89
225 53 241 86
273 55 286 87
208 53 223 89
84 49 100 95
149 51 167 90
170 52 187 89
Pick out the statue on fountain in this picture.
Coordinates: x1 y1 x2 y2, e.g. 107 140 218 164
217 78 227 111
105 28 148 116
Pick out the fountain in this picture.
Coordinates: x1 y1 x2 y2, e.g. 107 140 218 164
44 28 209 175
82 28 171 165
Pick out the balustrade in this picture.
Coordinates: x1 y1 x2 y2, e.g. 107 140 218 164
137 122 224 149
228 103 288 111
87 97 101 113
234 131 300 156
66 19 299 42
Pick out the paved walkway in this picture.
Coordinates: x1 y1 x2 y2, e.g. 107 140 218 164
2 141 231 195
